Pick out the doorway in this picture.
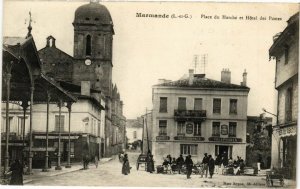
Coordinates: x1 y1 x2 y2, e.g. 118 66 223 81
215 145 232 158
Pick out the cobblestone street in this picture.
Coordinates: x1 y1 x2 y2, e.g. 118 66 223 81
23 152 295 188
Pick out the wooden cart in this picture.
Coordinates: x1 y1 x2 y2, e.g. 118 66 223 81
266 171 284 187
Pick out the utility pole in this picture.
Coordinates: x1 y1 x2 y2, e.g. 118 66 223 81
145 108 150 153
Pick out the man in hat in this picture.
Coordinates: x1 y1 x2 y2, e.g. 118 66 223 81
201 153 209 178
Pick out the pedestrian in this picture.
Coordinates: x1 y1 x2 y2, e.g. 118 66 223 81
257 155 262 171
201 153 209 178
94 156 99 168
185 155 193 179
208 155 215 178
9 159 23 185
122 154 131 175
215 155 221 174
147 154 154 173
176 154 184 174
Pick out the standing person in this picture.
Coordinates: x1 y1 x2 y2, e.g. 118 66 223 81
208 155 215 178
176 154 184 174
122 154 131 175
185 155 194 179
214 155 220 174
147 154 154 173
9 159 23 185
257 155 262 171
94 156 99 168
201 153 209 178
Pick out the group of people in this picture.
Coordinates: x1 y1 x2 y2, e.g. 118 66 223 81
160 153 215 179
200 153 215 179
214 154 245 175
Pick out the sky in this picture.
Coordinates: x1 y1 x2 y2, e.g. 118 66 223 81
3 0 299 119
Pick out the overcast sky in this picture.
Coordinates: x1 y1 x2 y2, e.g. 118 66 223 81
3 1 298 119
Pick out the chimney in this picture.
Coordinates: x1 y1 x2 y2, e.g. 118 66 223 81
158 79 166 84
241 69 247 86
189 69 194 85
81 81 91 96
221 68 231 84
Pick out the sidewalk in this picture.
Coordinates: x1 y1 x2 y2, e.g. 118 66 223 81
23 157 113 184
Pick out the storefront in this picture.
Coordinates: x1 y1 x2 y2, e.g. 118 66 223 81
278 124 297 179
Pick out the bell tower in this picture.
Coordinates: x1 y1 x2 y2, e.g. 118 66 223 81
72 1 114 97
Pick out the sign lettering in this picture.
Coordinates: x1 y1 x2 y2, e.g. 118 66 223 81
209 137 242 142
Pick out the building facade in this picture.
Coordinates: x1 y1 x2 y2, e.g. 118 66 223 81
126 118 143 144
269 12 298 179
151 69 250 163
38 1 126 157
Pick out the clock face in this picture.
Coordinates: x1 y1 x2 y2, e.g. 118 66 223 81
85 59 92 66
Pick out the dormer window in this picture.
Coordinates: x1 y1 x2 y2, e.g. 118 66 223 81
95 18 99 21
85 17 90 21
86 35 91 56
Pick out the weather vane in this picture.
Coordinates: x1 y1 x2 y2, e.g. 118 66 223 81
25 11 33 38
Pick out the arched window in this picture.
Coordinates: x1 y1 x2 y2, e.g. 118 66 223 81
86 35 91 56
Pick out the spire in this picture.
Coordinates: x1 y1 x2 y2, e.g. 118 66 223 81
26 11 33 38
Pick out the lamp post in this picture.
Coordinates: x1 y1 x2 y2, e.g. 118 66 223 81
262 108 277 117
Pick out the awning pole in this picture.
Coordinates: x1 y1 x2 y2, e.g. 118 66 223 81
43 91 51 172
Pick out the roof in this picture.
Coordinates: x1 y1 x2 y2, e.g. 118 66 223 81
269 12 299 56
126 119 143 128
74 2 113 25
154 76 250 91
3 36 28 46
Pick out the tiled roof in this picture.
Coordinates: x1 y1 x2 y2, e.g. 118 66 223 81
155 77 249 90
3 36 29 46
126 119 143 128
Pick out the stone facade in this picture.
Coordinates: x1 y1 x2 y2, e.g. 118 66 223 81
269 12 298 179
151 70 249 163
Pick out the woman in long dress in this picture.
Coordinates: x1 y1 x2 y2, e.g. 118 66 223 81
122 154 131 175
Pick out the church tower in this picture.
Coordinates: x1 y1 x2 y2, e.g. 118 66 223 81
72 1 114 97
73 1 116 157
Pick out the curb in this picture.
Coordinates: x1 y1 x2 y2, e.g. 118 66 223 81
24 157 113 184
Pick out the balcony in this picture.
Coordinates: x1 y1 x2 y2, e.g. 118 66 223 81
174 110 206 121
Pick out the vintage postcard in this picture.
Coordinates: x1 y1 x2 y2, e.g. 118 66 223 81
1 0 299 188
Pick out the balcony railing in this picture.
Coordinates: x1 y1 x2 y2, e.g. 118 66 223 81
174 110 206 121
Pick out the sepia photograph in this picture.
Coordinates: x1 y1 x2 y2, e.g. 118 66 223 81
0 0 299 188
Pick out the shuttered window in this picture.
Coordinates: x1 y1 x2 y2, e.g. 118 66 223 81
55 115 65 132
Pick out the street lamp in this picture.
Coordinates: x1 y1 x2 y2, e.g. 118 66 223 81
262 108 277 117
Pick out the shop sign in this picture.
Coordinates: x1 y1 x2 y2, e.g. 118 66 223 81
278 125 297 137
221 125 228 135
186 123 194 134
174 136 205 141
156 136 170 141
35 135 79 140
208 137 242 142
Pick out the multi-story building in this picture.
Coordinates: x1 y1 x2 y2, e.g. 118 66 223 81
269 12 298 179
38 1 126 157
126 118 143 145
151 69 250 163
